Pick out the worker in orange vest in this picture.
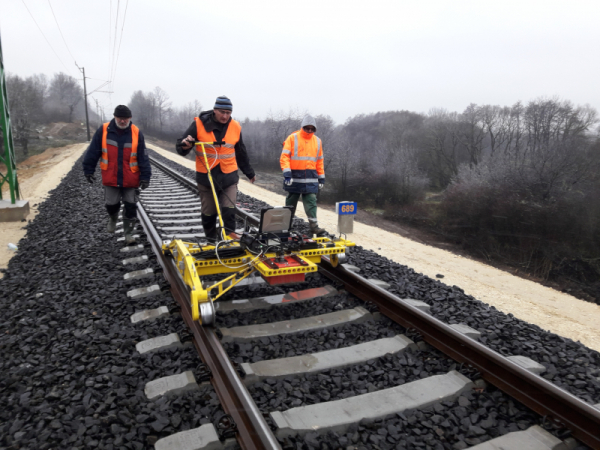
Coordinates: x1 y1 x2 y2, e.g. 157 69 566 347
83 105 151 244
280 115 326 236
176 96 256 242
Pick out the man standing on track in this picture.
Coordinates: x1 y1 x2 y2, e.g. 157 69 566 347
83 105 151 245
176 96 256 242
280 114 326 236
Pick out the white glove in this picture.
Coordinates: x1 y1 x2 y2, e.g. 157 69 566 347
284 177 292 186
319 183 324 190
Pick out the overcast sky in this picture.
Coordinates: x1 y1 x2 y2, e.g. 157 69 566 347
2 0 599 125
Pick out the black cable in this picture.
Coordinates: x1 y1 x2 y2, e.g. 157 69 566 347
194 246 246 260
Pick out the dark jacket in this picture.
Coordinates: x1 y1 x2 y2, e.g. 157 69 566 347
83 119 151 187
176 110 255 189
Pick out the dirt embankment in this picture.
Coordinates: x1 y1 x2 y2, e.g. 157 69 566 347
0 143 88 276
10 122 89 163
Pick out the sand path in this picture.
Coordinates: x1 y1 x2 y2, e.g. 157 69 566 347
0 143 87 278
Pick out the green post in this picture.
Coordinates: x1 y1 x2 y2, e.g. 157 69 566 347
0 32 20 203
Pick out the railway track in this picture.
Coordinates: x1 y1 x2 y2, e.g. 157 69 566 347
119 153 600 449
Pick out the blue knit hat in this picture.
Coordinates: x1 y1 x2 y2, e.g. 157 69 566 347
214 96 233 111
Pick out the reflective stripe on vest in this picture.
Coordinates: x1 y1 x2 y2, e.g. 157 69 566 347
100 122 139 172
289 178 319 183
291 133 321 162
194 117 241 174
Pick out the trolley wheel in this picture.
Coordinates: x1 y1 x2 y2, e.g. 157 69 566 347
330 253 347 268
200 300 216 326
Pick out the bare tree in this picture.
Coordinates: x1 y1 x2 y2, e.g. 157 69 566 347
262 108 306 168
129 90 154 129
6 73 47 156
451 99 600 203
456 103 486 166
169 100 202 133
325 131 359 195
47 73 82 122
480 104 514 155
153 86 172 131
423 109 461 188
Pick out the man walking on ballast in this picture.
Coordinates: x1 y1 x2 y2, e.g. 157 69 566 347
83 105 151 245
280 114 326 236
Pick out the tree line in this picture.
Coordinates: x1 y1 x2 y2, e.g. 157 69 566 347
4 71 600 290
127 89 600 292
2 72 203 156
4 72 86 155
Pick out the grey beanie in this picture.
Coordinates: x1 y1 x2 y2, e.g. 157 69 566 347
114 105 132 118
214 96 233 111
301 115 317 131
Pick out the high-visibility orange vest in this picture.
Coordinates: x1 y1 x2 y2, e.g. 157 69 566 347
280 129 324 193
194 117 241 174
100 122 139 173
280 130 324 175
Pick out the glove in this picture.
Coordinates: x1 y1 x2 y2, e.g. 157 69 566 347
284 177 292 186
85 174 95 184
140 180 150 190
319 183 324 190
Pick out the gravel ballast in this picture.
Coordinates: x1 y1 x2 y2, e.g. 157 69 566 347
0 159 226 449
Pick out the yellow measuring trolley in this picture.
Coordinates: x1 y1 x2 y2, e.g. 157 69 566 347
161 140 354 326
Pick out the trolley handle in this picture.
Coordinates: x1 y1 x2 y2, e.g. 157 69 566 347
194 140 225 146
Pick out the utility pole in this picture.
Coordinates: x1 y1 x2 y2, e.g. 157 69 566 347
76 63 91 141
94 98 100 128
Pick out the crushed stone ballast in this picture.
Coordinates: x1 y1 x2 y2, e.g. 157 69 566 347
141 154 596 450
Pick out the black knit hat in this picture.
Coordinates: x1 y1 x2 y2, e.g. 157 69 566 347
214 96 232 111
114 105 132 118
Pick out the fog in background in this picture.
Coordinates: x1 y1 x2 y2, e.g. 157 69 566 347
3 0 600 294
2 0 600 123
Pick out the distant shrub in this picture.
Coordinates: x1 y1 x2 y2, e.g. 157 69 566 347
439 144 600 281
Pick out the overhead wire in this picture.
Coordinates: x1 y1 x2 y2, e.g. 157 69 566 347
46 0 77 64
87 81 111 96
109 0 120 86
20 0 73 75
36 0 114 121
110 0 129 91
108 0 112 88
107 0 114 105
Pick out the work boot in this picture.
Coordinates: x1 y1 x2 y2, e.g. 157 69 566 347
123 218 137 245
107 214 119 233
309 220 326 237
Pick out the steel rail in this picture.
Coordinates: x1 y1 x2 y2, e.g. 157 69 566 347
318 259 600 449
149 155 197 188
148 155 600 448
149 154 261 227
137 177 280 449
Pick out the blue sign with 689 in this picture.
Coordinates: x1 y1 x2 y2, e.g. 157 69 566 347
336 201 357 215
